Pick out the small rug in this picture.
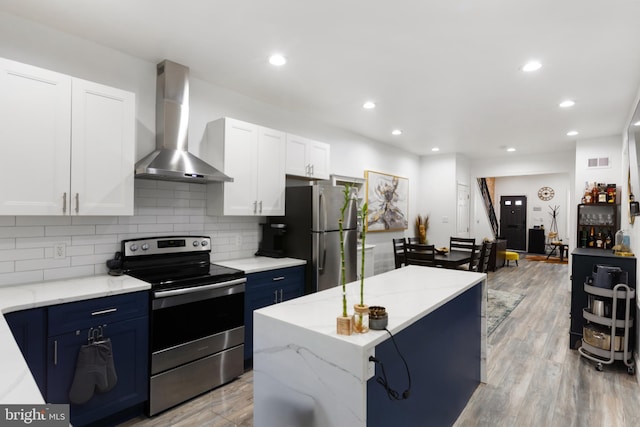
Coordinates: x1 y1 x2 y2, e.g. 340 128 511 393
487 289 525 335
525 255 568 265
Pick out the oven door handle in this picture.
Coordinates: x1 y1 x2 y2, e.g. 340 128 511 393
153 278 247 299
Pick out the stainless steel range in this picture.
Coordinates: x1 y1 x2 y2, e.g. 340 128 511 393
115 236 246 416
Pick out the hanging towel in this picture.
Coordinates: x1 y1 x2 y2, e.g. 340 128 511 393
68 338 118 404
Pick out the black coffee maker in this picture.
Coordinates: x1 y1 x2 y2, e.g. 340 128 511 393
256 223 287 258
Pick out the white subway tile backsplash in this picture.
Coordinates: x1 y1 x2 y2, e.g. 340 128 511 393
16 257 70 272
17 216 72 226
94 224 138 235
0 226 45 238
0 217 16 226
0 270 44 287
0 261 14 273
138 224 174 233
72 235 117 246
46 225 95 236
16 236 72 248
44 265 95 282
157 198 190 208
0 185 263 286
0 248 44 261
72 254 109 266
67 245 95 257
0 239 15 250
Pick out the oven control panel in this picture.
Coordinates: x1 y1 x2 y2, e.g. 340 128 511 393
122 236 211 257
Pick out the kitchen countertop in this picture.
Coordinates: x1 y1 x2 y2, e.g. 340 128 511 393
0 275 150 405
215 256 306 274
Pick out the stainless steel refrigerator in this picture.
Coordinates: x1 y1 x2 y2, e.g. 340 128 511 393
277 185 357 294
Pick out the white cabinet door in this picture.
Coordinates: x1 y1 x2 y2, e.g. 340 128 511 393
0 58 72 215
222 118 259 215
257 127 286 215
307 139 330 180
285 134 309 177
285 133 330 179
71 79 135 215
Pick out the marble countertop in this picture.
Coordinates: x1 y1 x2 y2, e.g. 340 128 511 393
0 275 150 405
256 265 485 350
215 256 306 274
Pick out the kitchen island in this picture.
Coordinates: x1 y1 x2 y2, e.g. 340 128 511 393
253 265 486 426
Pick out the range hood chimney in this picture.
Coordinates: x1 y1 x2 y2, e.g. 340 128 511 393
135 60 233 183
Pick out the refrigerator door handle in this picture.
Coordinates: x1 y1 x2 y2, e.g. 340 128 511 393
319 231 326 273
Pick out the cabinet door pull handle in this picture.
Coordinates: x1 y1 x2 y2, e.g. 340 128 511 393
259 200 262 214
253 201 257 214
311 164 314 176
279 289 283 302
75 193 79 214
91 308 117 316
274 290 278 304
54 340 58 366
272 276 285 281
62 192 67 214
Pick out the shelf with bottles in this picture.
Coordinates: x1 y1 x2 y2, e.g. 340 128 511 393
577 203 619 249
581 182 618 205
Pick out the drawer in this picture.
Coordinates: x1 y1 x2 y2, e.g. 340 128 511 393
48 291 148 336
247 266 304 290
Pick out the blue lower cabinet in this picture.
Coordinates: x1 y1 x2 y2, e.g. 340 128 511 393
47 316 148 426
244 266 304 361
5 308 47 397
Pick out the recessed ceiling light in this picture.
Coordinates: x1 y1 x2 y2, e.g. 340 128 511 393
507 147 516 152
268 54 286 66
363 101 376 109
522 61 542 72
567 130 579 136
634 121 640 126
431 147 440 152
559 100 575 108
391 129 402 136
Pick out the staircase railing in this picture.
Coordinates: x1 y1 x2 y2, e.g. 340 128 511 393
477 178 499 239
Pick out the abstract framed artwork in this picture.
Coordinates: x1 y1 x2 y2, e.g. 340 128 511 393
365 170 409 232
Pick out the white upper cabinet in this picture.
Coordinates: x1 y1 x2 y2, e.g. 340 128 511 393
0 58 135 216
205 117 286 216
285 134 330 180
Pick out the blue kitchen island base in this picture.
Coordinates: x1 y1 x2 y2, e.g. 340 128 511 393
253 266 486 427
367 283 481 426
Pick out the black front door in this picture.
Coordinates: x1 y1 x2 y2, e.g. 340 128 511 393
500 196 527 251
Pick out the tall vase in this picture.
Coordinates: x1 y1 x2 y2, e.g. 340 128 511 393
419 224 427 244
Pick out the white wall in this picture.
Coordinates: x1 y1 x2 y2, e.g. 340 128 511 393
494 173 571 245
0 11 420 284
418 154 458 248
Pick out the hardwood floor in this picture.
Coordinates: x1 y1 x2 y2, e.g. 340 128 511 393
121 258 639 427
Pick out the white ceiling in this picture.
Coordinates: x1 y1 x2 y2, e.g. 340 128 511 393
2 0 640 159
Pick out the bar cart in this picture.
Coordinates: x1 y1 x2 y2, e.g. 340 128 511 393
578 281 635 374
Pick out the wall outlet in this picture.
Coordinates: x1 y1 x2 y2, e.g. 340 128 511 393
366 348 376 379
54 243 66 259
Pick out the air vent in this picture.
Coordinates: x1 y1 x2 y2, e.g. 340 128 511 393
587 157 610 168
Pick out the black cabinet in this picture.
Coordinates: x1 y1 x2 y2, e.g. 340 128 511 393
528 228 545 254
47 292 149 427
244 266 304 362
576 204 619 249
5 308 47 397
570 248 636 349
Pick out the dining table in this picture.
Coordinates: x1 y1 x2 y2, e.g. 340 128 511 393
433 249 473 269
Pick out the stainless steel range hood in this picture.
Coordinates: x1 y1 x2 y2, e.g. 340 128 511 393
135 60 233 183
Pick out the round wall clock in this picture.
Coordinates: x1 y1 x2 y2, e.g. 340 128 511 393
538 186 555 201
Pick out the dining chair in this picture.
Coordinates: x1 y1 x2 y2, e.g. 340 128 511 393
392 238 407 269
407 237 420 245
466 244 483 271
404 243 436 267
478 241 494 273
449 237 476 253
